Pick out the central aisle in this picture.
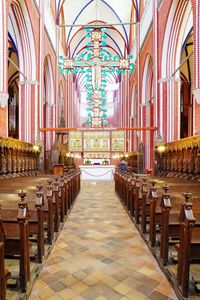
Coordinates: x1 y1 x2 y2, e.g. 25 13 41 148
29 181 177 300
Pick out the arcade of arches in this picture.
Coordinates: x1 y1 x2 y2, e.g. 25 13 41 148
0 1 200 300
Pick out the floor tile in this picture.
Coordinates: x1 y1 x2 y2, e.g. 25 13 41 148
29 181 177 300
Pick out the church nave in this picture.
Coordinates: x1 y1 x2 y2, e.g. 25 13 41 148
29 181 177 300
1 0 200 299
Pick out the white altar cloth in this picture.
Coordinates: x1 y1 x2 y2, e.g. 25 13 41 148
80 165 115 180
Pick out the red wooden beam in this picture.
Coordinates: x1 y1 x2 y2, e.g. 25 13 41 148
39 127 157 132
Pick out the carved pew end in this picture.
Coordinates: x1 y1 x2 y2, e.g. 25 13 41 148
192 275 200 292
169 250 178 262
7 278 18 288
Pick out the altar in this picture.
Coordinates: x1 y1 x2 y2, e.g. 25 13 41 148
69 130 125 178
80 165 115 181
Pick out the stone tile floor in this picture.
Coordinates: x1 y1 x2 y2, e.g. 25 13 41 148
29 181 177 300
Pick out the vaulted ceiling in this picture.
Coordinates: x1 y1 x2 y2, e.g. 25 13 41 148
56 0 139 126
56 0 139 58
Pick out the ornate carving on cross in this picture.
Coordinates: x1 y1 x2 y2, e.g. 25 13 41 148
59 28 135 127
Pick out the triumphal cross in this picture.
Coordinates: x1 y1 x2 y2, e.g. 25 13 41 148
59 28 134 127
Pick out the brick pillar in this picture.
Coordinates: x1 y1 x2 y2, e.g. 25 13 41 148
18 82 25 141
136 22 140 129
151 0 158 174
39 0 44 136
192 0 200 134
0 0 8 136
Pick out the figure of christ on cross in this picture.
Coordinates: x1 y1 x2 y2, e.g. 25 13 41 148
62 28 130 127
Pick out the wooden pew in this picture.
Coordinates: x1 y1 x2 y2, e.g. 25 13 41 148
59 176 65 223
115 172 147 226
35 180 54 244
53 178 60 232
119 172 126 201
114 172 200 298
0 240 5 300
0 201 30 293
126 177 135 214
160 186 172 265
64 173 70 215
133 177 142 225
115 172 141 223
33 177 61 236
141 180 195 247
141 178 148 233
29 179 60 242
0 170 80 296
0 170 80 241
176 202 200 298
114 170 120 197
46 180 54 244
0 232 11 300
149 182 159 247
159 190 191 265
1 190 45 263
144 179 200 260
0 178 52 233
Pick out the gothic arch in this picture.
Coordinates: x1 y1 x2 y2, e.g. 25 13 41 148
44 55 55 150
141 54 153 169
142 54 153 105
57 82 64 127
130 83 137 151
8 0 37 142
131 83 136 118
8 0 36 81
160 0 193 141
44 55 54 107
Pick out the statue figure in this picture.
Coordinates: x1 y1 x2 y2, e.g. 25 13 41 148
7 149 12 173
182 150 188 173
51 142 60 165
162 154 167 171
166 152 171 171
188 149 194 173
17 152 22 172
174 152 177 171
12 153 17 174
177 150 183 172
171 152 175 171
25 156 29 171
1 150 7 174
194 149 200 174
21 154 25 172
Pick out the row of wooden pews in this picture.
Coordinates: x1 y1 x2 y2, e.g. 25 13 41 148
0 168 81 299
114 170 200 299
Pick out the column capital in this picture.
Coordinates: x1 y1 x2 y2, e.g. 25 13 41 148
0 92 8 108
18 80 39 85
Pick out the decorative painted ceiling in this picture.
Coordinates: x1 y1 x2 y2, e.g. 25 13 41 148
56 0 138 127
56 0 139 57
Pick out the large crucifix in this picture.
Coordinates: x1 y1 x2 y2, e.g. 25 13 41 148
60 28 131 127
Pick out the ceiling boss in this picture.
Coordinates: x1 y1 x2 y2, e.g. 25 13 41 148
59 28 135 127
